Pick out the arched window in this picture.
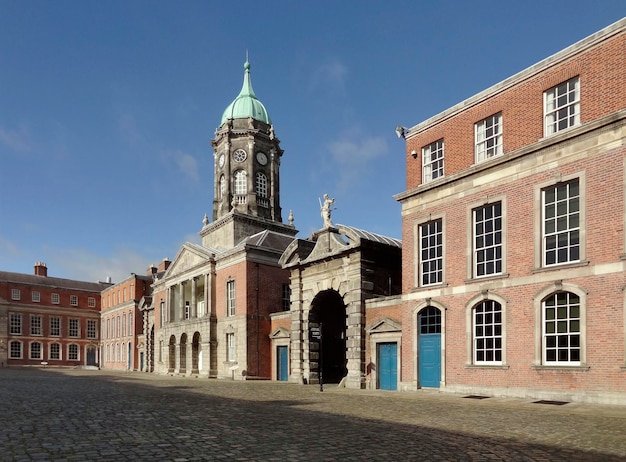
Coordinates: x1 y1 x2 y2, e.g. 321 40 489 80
543 291 580 365
219 175 226 199
473 300 502 364
234 170 247 195
256 172 268 198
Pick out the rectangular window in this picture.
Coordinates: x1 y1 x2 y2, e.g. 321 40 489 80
544 77 580 136
106 319 110 339
30 315 42 336
10 314 22 335
87 320 97 339
69 318 80 338
475 113 502 163
10 341 22 359
419 219 443 286
226 280 236 316
11 289 21 300
68 344 79 361
474 300 503 364
226 333 235 362
282 284 291 311
473 202 502 277
185 302 190 320
32 291 41 302
70 295 78 306
50 317 61 336
422 140 444 183
52 293 60 304
50 343 61 360
542 179 580 266
122 314 126 336
88 297 96 308
30 342 42 360
543 292 580 365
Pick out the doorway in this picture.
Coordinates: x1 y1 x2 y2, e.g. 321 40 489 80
309 290 347 384
418 306 441 388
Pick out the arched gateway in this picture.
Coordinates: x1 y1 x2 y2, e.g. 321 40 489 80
309 290 347 384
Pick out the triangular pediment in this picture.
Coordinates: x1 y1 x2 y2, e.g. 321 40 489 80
164 243 214 278
366 317 402 334
269 327 290 339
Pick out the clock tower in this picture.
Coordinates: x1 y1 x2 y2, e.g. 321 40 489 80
200 60 297 249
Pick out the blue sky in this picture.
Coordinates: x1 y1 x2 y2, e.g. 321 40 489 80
1 1 624 283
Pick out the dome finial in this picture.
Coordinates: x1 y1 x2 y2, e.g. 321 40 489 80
244 50 250 70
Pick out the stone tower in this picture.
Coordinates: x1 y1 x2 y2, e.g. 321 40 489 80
200 60 297 250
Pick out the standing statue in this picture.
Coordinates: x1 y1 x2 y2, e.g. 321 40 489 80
320 194 335 228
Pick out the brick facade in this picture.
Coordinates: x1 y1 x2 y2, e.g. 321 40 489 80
396 18 626 403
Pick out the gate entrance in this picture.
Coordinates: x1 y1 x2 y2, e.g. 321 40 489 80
418 306 441 388
309 290 347 384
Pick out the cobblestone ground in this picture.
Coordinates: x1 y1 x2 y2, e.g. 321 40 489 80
1 369 625 461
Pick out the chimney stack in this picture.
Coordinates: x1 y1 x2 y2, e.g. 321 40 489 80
34 262 48 277
147 264 157 276
158 258 171 272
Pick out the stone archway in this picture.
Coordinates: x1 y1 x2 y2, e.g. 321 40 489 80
168 335 176 373
309 289 347 384
179 333 188 374
191 332 201 374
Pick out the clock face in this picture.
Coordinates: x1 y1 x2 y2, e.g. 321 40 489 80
233 149 247 163
256 152 268 165
218 153 225 168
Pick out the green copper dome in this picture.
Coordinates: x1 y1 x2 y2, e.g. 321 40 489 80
220 60 271 125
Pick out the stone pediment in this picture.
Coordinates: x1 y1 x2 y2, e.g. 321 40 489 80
164 243 214 278
269 327 290 339
366 317 402 334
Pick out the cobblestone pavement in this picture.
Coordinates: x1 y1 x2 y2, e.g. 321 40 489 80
1 369 625 461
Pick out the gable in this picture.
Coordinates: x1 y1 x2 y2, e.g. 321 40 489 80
165 243 214 277
366 317 402 334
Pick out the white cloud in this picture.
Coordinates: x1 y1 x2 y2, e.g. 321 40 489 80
308 59 348 95
173 150 199 182
0 125 34 153
326 133 389 190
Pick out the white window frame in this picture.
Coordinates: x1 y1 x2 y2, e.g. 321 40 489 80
69 318 80 338
419 219 443 286
544 77 580 136
256 172 268 198
51 293 60 304
30 315 42 336
10 313 22 335
542 179 580 266
542 291 581 366
87 320 97 339
422 140 444 183
9 340 22 359
50 317 61 337
475 113 502 163
226 280 236 317
88 297 96 308
11 288 21 300
234 170 247 195
473 300 503 365
473 202 503 278
70 295 78 306
30 341 42 360
226 333 235 362
50 343 61 360
32 291 41 302
68 344 79 361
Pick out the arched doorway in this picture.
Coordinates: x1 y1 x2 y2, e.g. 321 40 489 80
418 306 441 388
179 333 187 374
191 332 201 374
168 335 176 373
309 289 347 384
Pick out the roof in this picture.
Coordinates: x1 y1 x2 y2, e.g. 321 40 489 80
337 224 402 248
238 229 295 253
220 60 271 126
0 270 111 292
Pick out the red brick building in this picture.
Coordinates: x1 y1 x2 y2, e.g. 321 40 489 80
100 272 153 371
395 18 626 403
0 262 110 368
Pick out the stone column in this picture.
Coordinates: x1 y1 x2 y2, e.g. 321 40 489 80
178 282 185 321
191 277 197 318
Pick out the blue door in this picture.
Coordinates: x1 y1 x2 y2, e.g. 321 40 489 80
378 342 397 390
277 346 289 381
418 307 441 388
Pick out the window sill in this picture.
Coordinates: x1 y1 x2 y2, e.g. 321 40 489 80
465 273 509 284
411 282 448 292
531 260 589 274
532 365 590 371
465 364 510 370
